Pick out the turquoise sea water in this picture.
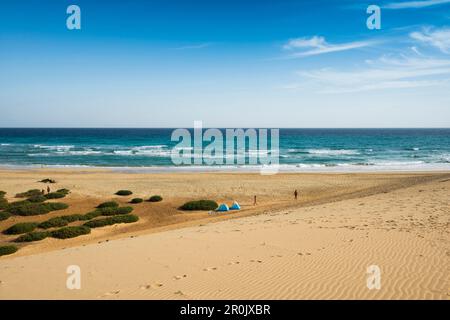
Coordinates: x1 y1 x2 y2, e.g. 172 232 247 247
0 128 449 172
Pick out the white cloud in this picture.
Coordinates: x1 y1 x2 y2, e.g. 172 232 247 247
289 56 450 93
283 36 375 57
383 0 450 9
410 27 450 53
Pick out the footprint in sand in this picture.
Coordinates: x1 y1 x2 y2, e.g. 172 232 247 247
173 275 187 280
140 283 163 289
102 290 120 297
203 267 218 271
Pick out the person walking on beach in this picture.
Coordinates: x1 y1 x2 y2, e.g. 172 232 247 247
294 189 298 200
253 195 257 206
47 186 50 194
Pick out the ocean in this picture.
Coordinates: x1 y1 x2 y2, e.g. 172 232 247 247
0 128 449 172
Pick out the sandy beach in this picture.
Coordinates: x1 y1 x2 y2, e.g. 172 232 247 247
0 169 449 299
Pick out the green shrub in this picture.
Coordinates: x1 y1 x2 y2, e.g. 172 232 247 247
27 195 47 203
115 190 132 196
80 210 102 221
45 192 66 199
0 198 8 210
97 201 119 209
39 178 56 183
50 226 91 239
83 214 139 228
0 191 6 197
179 200 218 211
7 203 51 216
60 214 85 223
41 202 69 211
56 188 70 195
99 206 133 216
0 212 11 221
130 198 143 204
38 217 68 229
7 200 31 208
15 231 49 242
3 222 38 235
148 195 163 202
0 245 18 256
16 189 42 198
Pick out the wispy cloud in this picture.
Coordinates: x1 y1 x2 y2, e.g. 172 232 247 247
410 27 450 53
174 42 212 50
383 0 450 9
282 36 376 58
287 55 450 93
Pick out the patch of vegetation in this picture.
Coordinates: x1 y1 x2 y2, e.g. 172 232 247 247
60 214 85 223
41 202 69 211
45 192 66 199
80 210 102 221
148 195 163 202
15 231 49 242
179 200 218 211
27 195 47 203
16 189 42 198
0 191 6 197
83 214 139 228
115 190 133 196
130 198 143 204
99 206 133 216
6 203 51 216
0 198 8 210
56 188 70 195
38 217 68 229
39 178 56 183
50 226 91 239
0 245 18 256
0 212 11 221
3 222 38 235
97 201 119 209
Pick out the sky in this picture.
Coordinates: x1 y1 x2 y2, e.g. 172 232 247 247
0 0 449 128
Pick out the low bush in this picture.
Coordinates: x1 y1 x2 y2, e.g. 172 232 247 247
3 222 38 235
7 203 51 216
39 178 56 183
60 214 85 223
56 188 70 195
0 198 8 210
148 195 163 202
45 192 66 199
97 201 119 209
0 191 6 197
27 195 47 203
15 189 42 198
99 206 133 216
179 200 218 211
38 217 68 229
83 214 139 228
50 226 91 239
0 212 11 221
15 231 49 242
130 198 143 204
41 202 69 211
115 190 132 196
0 245 18 256
80 210 102 221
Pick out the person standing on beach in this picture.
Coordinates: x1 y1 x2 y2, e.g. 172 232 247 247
47 186 50 194
254 195 257 206
294 189 298 200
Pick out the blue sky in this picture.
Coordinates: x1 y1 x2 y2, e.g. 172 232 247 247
0 0 449 127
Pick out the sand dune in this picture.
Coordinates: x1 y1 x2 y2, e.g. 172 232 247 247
0 170 448 299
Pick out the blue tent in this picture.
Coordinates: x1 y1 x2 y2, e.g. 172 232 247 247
216 203 229 212
229 201 241 210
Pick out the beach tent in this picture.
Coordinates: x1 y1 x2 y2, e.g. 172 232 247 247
229 201 241 210
216 203 229 212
